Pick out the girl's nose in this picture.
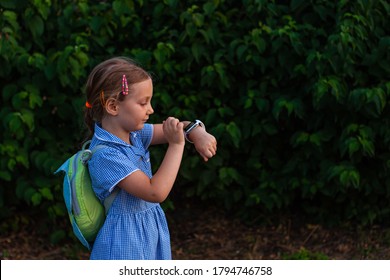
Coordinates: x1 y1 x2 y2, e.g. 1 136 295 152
148 104 154 115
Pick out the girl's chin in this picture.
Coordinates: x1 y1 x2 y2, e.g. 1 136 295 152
136 123 145 130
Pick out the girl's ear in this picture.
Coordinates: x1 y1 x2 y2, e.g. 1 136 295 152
105 98 119 116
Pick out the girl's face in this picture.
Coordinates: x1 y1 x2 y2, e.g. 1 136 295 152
116 78 154 132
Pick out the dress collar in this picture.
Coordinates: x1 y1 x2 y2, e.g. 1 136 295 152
93 123 133 147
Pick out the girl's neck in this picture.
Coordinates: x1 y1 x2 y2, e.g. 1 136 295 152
101 118 131 145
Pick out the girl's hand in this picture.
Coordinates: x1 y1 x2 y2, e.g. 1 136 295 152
162 117 185 145
189 129 217 162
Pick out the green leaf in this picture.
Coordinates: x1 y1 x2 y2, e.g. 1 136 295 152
185 22 197 38
291 0 307 10
31 192 42 206
0 1 17 9
344 137 360 157
367 88 386 116
327 77 344 102
236 45 248 60
340 170 360 188
77 2 90 15
192 13 204 27
28 14 44 38
164 0 178 7
0 170 11 181
226 122 241 148
244 98 252 109
7 158 16 171
291 131 309 147
219 167 240 184
69 56 81 79
309 133 322 147
12 91 28 109
20 109 35 131
357 137 375 157
74 50 89 67
25 84 43 109
8 113 23 133
203 2 216 15
3 10 19 31
313 78 328 108
272 97 301 119
28 52 46 69
40 187 54 201
90 16 103 33
327 165 344 181
24 187 36 204
112 0 131 16
252 34 266 53
2 84 18 102
191 42 204 62
263 122 278 135
50 230 66 244
32 0 51 19
217 107 234 117
213 63 229 87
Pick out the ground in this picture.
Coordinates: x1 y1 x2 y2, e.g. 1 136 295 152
1 203 390 260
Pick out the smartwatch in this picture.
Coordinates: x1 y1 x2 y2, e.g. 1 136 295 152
184 120 205 143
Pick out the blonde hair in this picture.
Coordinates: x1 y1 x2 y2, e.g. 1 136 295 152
84 57 151 138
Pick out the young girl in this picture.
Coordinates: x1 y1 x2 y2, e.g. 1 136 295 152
84 57 217 260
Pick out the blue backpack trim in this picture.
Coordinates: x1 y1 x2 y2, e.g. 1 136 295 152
55 141 119 250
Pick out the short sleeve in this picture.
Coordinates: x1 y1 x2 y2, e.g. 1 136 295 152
88 147 139 202
138 123 153 149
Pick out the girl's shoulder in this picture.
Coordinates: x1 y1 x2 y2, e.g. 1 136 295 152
132 123 153 148
135 123 153 138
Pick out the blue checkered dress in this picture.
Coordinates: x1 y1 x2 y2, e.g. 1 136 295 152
88 123 171 260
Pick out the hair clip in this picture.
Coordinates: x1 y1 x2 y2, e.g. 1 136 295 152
100 91 106 107
122 74 129 95
85 101 93 108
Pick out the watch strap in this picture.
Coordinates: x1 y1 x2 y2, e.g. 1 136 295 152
184 120 205 143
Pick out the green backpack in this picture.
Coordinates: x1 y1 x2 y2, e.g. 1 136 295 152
55 141 118 250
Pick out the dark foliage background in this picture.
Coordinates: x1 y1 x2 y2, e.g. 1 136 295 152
1 0 390 243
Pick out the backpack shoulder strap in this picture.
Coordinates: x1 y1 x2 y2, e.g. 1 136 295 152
104 188 120 215
86 141 120 215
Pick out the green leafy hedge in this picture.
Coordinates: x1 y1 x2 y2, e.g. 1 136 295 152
1 0 390 238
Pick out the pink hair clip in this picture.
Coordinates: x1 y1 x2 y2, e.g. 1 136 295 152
122 74 129 95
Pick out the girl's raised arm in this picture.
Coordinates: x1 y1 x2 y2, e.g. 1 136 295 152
151 121 191 145
152 121 217 162
118 117 185 203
